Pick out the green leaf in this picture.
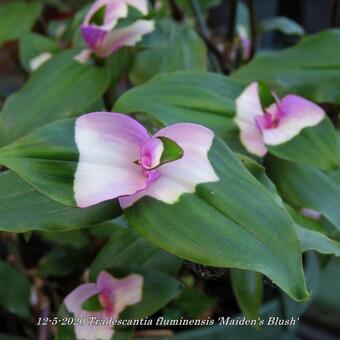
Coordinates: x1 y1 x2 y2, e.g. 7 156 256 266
90 224 182 280
267 118 340 170
259 17 305 36
124 137 308 301
82 294 102 312
0 261 31 319
230 269 263 322
0 1 42 45
19 32 59 72
158 136 183 167
175 286 216 318
39 248 79 278
0 49 109 147
258 81 276 110
130 19 207 85
0 118 79 206
0 171 120 232
114 71 243 143
287 206 340 256
267 157 340 231
231 30 340 104
294 223 340 256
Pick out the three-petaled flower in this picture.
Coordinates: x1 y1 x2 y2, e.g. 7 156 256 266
235 82 325 156
81 0 154 58
64 271 143 340
74 112 218 208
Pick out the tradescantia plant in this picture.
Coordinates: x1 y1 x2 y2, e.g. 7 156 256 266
0 0 339 339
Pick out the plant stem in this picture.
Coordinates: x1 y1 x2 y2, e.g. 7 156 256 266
169 0 185 22
190 0 224 73
332 0 339 27
278 292 288 331
247 0 257 60
226 0 237 43
222 0 238 73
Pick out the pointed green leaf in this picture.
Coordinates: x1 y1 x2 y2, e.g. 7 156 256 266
90 223 182 280
267 157 340 231
259 17 305 36
0 118 78 206
0 49 109 147
114 71 243 144
124 137 308 301
267 118 340 170
0 171 120 232
231 30 340 104
230 269 263 322
19 32 59 72
258 81 276 110
130 19 206 85
0 261 31 319
158 136 184 166
0 1 42 45
82 294 103 312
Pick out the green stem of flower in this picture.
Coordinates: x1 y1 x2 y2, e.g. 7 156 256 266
190 0 224 73
247 0 257 60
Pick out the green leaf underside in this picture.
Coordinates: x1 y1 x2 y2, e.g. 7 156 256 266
267 157 340 231
82 294 103 312
231 30 340 104
0 171 120 232
158 136 183 166
124 137 308 301
267 118 340 170
258 81 276 110
0 119 78 207
114 71 243 142
0 49 109 147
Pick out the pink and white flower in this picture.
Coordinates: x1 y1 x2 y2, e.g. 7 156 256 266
73 112 218 208
81 0 154 58
64 271 143 340
235 82 325 157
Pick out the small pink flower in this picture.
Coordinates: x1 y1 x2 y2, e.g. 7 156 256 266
81 0 154 58
235 82 325 156
73 112 218 208
64 271 143 340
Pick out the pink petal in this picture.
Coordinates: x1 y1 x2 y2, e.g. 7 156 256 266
83 0 127 28
113 274 144 315
235 82 267 156
74 112 150 208
64 283 98 315
262 95 325 145
98 20 154 57
81 25 108 51
119 124 218 208
140 138 164 170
